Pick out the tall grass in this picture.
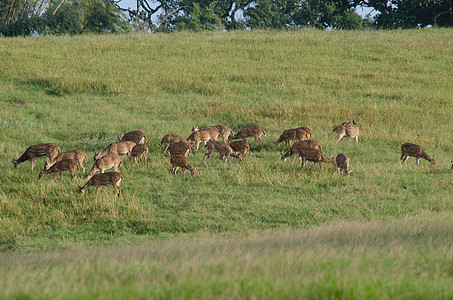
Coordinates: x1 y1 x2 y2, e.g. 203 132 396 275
0 29 452 251
2 212 453 299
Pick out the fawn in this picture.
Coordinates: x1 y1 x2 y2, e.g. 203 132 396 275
192 125 234 144
118 130 147 144
187 128 221 152
400 143 435 166
44 150 87 172
79 172 124 195
38 159 81 180
13 143 60 170
281 140 322 164
333 120 359 143
131 144 149 163
230 125 266 145
167 141 196 157
161 134 188 155
299 148 333 168
335 153 353 176
170 155 197 177
204 141 242 163
229 140 250 160
86 154 122 180
94 141 136 161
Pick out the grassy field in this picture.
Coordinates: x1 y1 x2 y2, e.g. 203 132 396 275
1 29 453 298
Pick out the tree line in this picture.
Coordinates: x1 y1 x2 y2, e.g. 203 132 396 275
1 0 452 36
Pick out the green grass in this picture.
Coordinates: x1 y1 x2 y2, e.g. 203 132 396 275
1 29 453 298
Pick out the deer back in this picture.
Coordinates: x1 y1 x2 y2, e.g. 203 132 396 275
188 129 220 143
345 125 359 138
300 148 328 162
96 153 122 169
170 155 191 168
120 130 147 144
335 153 350 170
161 134 187 146
168 142 194 157
131 144 149 158
45 150 87 170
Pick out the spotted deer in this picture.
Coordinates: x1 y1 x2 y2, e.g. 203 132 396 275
230 125 266 145
86 154 122 180
229 140 250 160
79 172 124 195
187 128 221 152
118 130 147 144
38 159 81 180
94 141 136 161
13 143 60 170
300 148 333 168
400 143 435 166
204 141 242 163
192 125 234 144
44 150 88 172
170 155 197 177
281 140 322 164
297 126 312 139
333 120 359 143
275 128 309 146
335 153 353 176
167 141 196 157
130 144 149 163
161 134 188 155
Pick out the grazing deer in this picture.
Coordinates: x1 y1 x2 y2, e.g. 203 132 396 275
44 150 87 172
230 125 266 145
38 159 81 180
118 130 147 144
170 155 197 177
300 148 333 168
297 126 312 139
281 140 322 164
131 144 149 163
335 153 353 176
167 141 196 157
333 120 359 143
13 143 60 170
187 128 220 152
79 172 124 195
192 125 234 144
161 134 188 155
275 128 309 146
400 143 435 166
94 141 136 161
204 141 242 163
86 154 122 180
230 140 250 160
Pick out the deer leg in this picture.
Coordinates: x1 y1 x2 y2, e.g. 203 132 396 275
355 136 358 143
302 157 307 168
416 157 420 165
182 169 186 177
336 133 345 143
291 153 297 165
338 168 341 175
60 172 63 180
30 157 37 170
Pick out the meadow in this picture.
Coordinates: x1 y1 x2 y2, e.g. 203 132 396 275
0 29 453 298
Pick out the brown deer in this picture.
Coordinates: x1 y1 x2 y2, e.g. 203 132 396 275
229 140 250 160
192 125 234 144
86 154 122 180
13 143 60 170
79 172 124 195
118 130 147 144
335 153 353 176
161 134 188 155
281 140 322 164
187 128 220 152
400 143 435 166
297 126 312 139
300 148 333 169
274 128 309 146
130 144 149 163
38 159 81 180
204 141 242 163
170 155 197 177
333 120 359 143
230 125 266 145
44 150 88 172
94 141 136 161
167 141 196 157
